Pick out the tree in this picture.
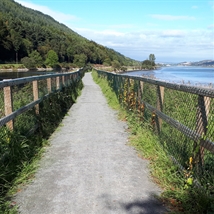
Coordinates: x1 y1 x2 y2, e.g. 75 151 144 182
73 54 87 67
67 46 74 62
10 29 22 63
112 60 121 71
0 16 10 50
45 50 58 67
142 59 153 70
22 38 33 55
21 57 36 69
29 50 43 67
103 57 111 66
149 54 156 66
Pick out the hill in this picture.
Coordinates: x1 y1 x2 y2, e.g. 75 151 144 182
190 60 214 67
0 0 138 68
177 60 214 67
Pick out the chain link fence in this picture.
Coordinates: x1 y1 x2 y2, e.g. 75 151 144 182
96 69 214 193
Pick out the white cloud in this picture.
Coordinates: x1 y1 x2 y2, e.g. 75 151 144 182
208 24 214 29
149 14 195 21
75 28 125 37
15 0 78 23
161 30 185 37
108 24 136 29
73 27 214 62
99 30 125 37
191 5 198 9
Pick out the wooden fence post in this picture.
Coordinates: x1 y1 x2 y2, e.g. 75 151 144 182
33 80 39 114
140 81 144 97
4 86 14 130
138 81 144 118
118 76 123 105
56 76 60 90
47 78 51 93
138 81 144 105
135 80 140 110
195 95 210 166
127 78 131 109
156 85 165 133
62 76 65 86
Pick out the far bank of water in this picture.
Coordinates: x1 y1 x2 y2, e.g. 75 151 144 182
124 66 214 87
0 70 61 80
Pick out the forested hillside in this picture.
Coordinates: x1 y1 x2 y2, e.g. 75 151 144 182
0 0 137 68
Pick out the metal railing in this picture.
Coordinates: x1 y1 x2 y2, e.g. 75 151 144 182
96 69 214 190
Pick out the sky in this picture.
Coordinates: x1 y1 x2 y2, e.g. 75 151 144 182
15 0 214 63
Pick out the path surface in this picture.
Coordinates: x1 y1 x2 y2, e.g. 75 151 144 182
15 73 167 214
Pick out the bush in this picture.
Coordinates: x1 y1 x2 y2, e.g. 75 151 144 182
21 57 36 69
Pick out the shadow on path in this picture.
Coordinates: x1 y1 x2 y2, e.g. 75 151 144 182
99 193 167 214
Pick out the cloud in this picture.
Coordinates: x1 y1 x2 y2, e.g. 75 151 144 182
15 0 78 23
191 5 198 9
149 14 195 21
160 30 185 38
73 27 214 62
208 24 214 29
75 28 125 37
99 30 125 37
108 24 136 29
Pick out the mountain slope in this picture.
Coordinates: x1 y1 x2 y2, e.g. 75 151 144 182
0 0 137 67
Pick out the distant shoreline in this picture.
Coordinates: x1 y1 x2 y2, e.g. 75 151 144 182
0 67 72 72
0 68 51 72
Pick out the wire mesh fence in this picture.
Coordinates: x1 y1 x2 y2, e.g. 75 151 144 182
0 87 4 118
0 69 85 131
96 69 214 193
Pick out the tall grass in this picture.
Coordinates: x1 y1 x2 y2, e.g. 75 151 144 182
0 78 83 213
92 70 214 214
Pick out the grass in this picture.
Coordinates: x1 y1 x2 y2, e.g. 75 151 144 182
1 139 49 214
0 76 84 213
92 69 214 214
0 64 26 70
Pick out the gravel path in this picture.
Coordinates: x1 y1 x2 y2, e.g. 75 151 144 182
15 72 167 214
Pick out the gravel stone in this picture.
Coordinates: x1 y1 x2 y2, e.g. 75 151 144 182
15 72 167 214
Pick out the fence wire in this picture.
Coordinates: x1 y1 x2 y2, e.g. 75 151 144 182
97 70 214 192
12 82 33 112
0 69 85 130
0 88 4 118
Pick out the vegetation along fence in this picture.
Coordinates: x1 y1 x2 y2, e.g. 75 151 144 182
96 69 214 192
0 68 85 210
0 69 84 131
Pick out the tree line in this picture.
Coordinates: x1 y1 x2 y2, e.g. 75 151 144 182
0 0 138 69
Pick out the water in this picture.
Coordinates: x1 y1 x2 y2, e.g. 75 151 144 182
124 66 214 87
0 70 57 81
